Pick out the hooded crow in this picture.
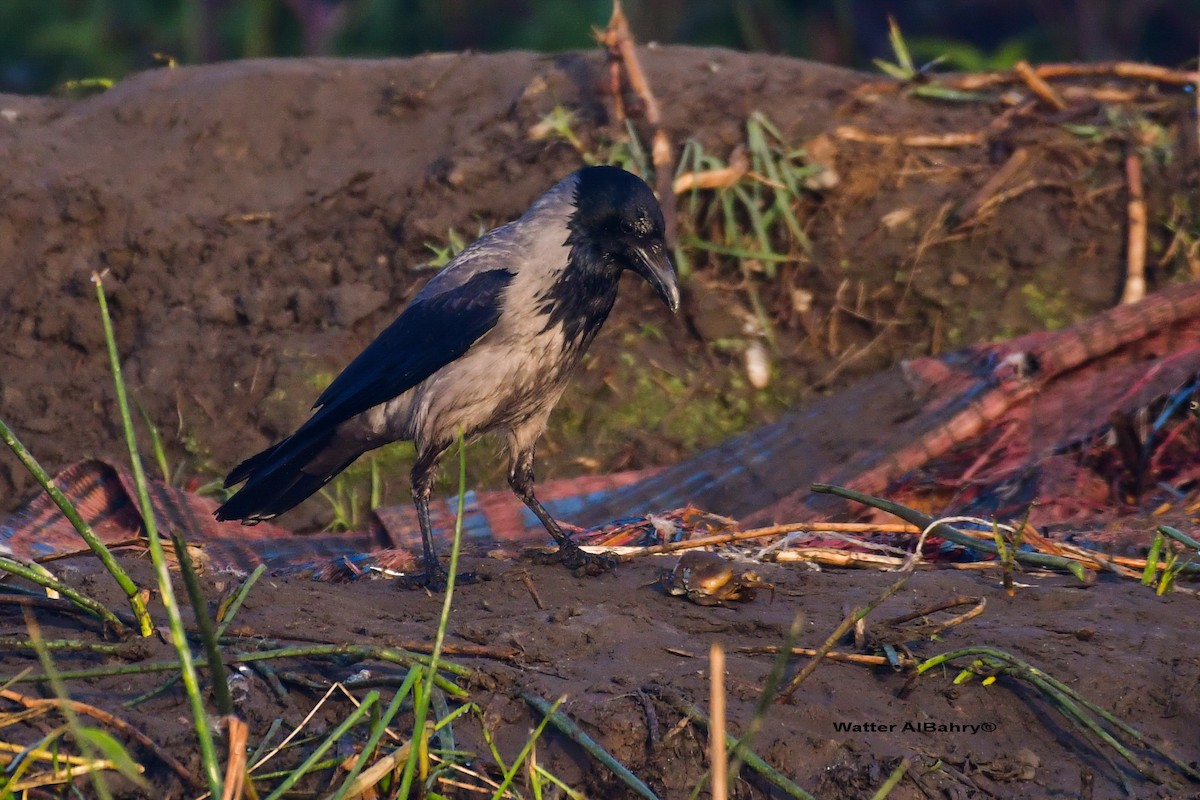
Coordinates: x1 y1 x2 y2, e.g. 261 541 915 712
216 166 679 587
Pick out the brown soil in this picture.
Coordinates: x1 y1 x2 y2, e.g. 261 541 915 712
1 49 1198 799
8 552 1199 800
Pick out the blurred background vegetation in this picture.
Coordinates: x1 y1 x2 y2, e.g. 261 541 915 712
1 0 1197 94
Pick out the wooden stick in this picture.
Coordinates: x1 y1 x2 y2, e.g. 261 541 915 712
519 572 545 610
220 716 249 800
603 1 660 126
1120 150 1147 305
674 146 749 194
731 645 915 668
602 0 677 239
1 688 198 788
709 643 727 800
950 61 1199 90
836 126 985 148
1013 60 1067 111
966 178 1069 224
617 522 920 560
882 596 987 639
1060 86 1139 103
780 572 911 701
953 148 1030 226
881 595 981 626
774 549 905 568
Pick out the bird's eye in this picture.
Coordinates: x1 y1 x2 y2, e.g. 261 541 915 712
619 218 636 234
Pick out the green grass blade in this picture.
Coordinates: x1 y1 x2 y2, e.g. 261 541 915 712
750 113 812 258
532 764 587 799
3 643 468 688
1157 525 1200 550
0 556 125 631
726 613 802 785
675 701 815 800
868 757 910 800
886 15 915 75
915 646 1200 784
811 484 1094 577
0 417 150 636
911 85 991 102
430 688 456 752
247 717 285 770
1024 658 1200 781
170 529 233 717
469 702 511 774
1142 531 1163 585
329 673 416 800
93 272 222 798
24 617 116 800
522 693 659 800
262 691 379 800
1023 674 1147 790
873 59 912 80
4 723 70 790
215 564 267 638
76 728 150 791
135 400 172 484
399 429 470 798
498 695 569 800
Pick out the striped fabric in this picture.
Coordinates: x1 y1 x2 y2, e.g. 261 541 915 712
0 460 659 578
5 282 1200 575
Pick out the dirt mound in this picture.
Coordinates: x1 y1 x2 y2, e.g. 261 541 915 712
3 49 1194 528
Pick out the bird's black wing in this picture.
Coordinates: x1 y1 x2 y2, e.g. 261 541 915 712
311 267 514 428
217 267 515 515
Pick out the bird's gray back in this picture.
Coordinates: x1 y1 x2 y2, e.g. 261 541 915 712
404 175 585 448
344 173 582 453
416 173 579 301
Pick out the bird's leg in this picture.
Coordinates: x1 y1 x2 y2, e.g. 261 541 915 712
508 448 616 575
402 445 470 591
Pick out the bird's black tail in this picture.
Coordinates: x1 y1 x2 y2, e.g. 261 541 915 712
215 426 349 523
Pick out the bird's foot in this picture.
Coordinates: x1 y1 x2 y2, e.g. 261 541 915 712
557 543 617 576
396 560 478 592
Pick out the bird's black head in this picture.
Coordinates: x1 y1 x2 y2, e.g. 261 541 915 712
569 166 680 313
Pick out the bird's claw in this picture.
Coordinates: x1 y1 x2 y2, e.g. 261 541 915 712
396 561 478 592
558 544 617 576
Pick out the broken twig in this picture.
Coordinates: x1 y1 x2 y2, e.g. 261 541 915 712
1013 60 1067 111
1120 150 1147 305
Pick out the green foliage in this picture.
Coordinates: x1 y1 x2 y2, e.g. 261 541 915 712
75 728 151 791
908 36 1032 72
869 17 999 101
0 0 191 92
320 458 383 531
4 1 1200 94
871 16 923 80
95 273 224 797
423 226 470 269
1063 107 1176 166
530 106 649 174
677 112 819 281
1019 282 1072 331
1141 530 1193 595
338 0 610 58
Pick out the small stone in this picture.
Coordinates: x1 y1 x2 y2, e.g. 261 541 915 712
202 291 238 324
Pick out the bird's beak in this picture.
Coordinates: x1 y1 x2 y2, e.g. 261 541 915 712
629 241 680 313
